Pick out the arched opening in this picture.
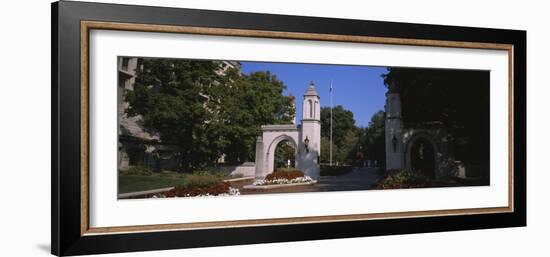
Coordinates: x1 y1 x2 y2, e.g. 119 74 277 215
410 137 435 178
308 99 313 118
259 133 300 178
273 140 297 171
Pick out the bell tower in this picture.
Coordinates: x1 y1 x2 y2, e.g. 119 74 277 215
300 81 321 179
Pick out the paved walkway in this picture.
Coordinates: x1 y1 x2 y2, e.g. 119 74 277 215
239 167 380 195
313 167 381 192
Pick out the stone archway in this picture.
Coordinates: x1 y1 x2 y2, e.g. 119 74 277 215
253 82 321 180
405 133 438 178
266 134 299 173
410 137 436 178
254 125 301 179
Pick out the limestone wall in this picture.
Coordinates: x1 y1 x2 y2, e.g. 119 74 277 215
219 162 256 177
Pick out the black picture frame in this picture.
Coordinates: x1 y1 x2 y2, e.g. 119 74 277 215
52 1 526 256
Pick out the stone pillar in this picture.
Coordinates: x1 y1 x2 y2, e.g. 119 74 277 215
254 136 265 178
385 85 405 171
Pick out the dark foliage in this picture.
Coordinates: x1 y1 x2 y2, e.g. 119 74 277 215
383 67 490 164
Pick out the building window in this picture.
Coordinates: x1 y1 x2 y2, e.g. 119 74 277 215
121 58 129 71
118 77 126 89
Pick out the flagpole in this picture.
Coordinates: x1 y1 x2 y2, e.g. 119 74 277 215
330 80 333 166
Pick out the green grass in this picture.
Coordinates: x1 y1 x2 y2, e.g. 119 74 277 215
118 174 185 194
118 169 233 194
118 167 239 194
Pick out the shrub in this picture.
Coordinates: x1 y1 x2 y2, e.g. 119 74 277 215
122 165 153 176
320 165 353 176
266 169 305 181
161 171 239 197
374 170 430 189
182 174 223 189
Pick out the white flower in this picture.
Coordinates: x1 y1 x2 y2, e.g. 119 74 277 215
252 176 313 186
160 187 240 198
228 187 241 196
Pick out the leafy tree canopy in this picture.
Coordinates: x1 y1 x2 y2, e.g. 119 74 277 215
320 105 356 144
360 110 386 165
319 105 358 165
274 140 296 169
125 59 295 170
319 107 386 166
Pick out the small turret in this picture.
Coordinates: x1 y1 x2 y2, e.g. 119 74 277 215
302 81 320 121
304 81 319 96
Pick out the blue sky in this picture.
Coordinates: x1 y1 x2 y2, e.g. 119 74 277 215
241 62 388 127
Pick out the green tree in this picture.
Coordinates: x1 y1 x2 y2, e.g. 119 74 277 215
126 59 223 170
217 71 295 163
274 141 296 169
320 136 339 164
337 130 360 165
362 110 386 166
320 105 356 144
320 105 358 165
125 59 294 171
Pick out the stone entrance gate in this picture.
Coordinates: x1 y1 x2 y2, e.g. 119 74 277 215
253 82 321 180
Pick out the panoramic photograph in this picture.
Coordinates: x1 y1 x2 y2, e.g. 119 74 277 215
117 57 490 199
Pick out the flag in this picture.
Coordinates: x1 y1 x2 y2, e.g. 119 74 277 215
330 80 333 92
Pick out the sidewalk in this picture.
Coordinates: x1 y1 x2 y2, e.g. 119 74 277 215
238 167 380 195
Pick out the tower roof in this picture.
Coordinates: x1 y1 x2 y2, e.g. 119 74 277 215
304 81 319 97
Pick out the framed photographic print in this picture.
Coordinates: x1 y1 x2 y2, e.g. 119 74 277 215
51 1 526 256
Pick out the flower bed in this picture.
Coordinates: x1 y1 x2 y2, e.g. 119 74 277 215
155 172 241 197
253 176 314 186
265 169 305 180
254 169 314 186
160 182 240 197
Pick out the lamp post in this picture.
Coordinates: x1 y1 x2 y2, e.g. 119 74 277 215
304 136 310 153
